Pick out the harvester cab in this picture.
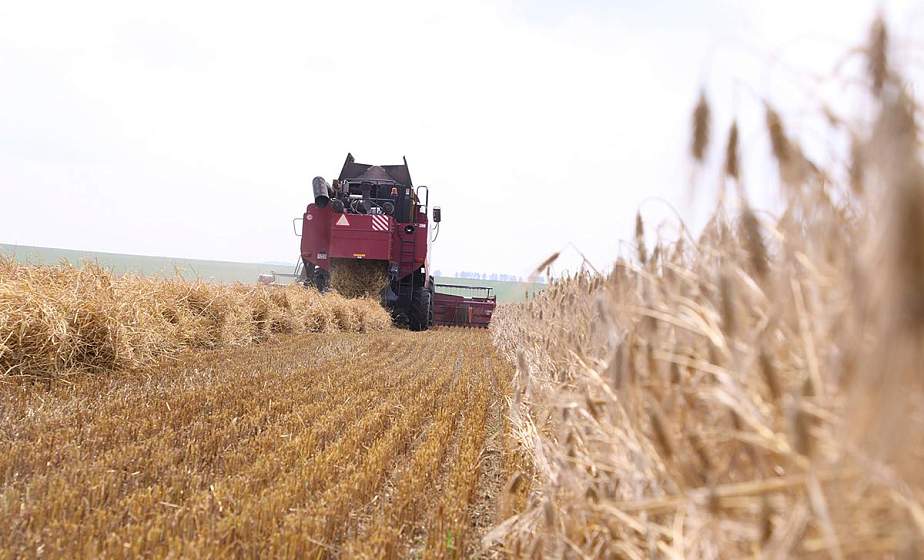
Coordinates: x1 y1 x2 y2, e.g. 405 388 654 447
297 153 495 330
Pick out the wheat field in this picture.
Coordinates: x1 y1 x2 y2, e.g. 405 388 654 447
2 14 921 560
484 17 924 559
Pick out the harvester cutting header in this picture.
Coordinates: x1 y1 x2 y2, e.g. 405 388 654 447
294 153 495 330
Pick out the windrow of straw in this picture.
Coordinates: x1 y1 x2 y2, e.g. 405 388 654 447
330 259 390 299
488 17 924 559
0 261 391 377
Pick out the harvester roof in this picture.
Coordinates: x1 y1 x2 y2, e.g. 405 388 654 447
338 153 413 187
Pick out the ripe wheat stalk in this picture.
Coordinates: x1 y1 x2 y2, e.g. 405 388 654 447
488 16 924 558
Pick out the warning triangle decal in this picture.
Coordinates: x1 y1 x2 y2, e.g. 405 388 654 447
336 215 350 226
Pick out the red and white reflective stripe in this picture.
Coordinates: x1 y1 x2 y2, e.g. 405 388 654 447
371 215 390 231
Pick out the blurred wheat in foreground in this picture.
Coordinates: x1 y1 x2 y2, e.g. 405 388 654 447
0 260 391 377
489 18 924 559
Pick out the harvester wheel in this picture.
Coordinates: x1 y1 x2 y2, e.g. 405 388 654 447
409 286 431 331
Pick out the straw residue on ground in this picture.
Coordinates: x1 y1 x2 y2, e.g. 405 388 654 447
0 329 512 559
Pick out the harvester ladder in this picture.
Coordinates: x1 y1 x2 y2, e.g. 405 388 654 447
399 239 416 261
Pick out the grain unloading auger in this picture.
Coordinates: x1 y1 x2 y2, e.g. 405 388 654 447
288 153 496 330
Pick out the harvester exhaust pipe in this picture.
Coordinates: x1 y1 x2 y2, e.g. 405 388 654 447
312 176 331 207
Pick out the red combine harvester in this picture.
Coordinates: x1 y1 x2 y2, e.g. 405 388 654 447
296 153 495 330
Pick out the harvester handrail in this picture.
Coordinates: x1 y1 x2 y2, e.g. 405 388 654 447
434 283 495 299
417 185 428 213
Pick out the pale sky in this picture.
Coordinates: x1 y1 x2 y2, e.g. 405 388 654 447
1 1 921 276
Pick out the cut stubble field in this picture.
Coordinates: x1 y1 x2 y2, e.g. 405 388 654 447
0 328 515 559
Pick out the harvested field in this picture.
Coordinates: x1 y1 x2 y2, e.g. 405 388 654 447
0 328 513 559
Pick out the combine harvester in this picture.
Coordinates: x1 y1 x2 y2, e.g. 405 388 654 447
274 153 495 330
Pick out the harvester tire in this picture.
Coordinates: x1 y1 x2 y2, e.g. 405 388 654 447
409 287 431 331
